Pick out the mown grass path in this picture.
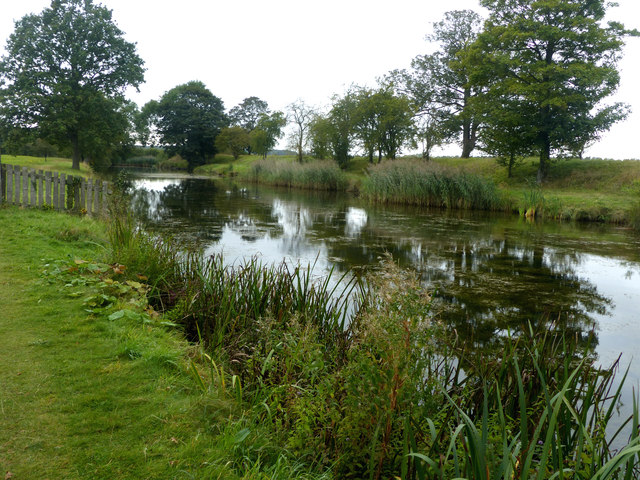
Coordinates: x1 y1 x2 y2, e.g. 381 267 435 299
0 208 227 479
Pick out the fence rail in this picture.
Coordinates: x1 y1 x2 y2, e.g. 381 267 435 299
0 163 110 214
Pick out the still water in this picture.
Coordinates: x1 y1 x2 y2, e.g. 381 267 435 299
131 174 640 396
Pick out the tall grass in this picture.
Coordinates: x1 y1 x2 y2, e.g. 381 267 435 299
363 159 504 211
247 159 348 191
106 206 640 479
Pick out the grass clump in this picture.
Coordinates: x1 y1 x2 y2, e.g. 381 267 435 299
362 159 504 211
247 159 348 191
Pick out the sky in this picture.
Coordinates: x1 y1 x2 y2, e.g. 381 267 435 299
1 0 639 159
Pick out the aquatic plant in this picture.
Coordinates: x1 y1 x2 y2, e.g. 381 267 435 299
247 159 348 191
362 159 504 211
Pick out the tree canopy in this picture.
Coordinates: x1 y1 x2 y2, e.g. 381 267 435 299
0 0 145 170
215 126 250 160
250 111 286 158
147 81 227 171
472 0 635 181
229 97 270 131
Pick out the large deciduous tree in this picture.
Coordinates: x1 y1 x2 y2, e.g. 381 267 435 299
148 81 227 171
0 0 145 170
474 0 635 182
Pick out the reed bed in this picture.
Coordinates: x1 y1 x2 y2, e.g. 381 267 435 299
363 159 504 211
247 159 348 191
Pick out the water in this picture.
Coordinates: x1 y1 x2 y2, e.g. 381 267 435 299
130 173 640 430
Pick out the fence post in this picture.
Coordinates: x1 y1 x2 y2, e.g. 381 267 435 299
14 166 20 205
7 165 13 205
59 173 66 211
52 172 59 210
22 167 28 207
102 181 109 214
72 176 80 211
45 171 52 207
0 163 5 204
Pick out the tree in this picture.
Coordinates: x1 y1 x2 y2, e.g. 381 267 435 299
0 0 144 170
148 81 227 171
474 0 635 182
377 90 414 160
229 97 270 131
352 88 381 163
327 90 358 169
394 10 484 158
308 114 333 160
250 111 286 158
413 108 449 161
288 100 314 163
215 126 250 160
351 87 413 163
477 94 535 178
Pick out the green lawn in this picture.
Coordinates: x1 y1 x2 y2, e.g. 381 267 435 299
1 155 95 178
0 207 242 479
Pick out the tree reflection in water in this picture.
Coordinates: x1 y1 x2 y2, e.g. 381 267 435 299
128 176 639 362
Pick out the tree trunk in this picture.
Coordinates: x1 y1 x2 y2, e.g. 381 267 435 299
71 133 81 170
537 134 551 183
460 88 476 158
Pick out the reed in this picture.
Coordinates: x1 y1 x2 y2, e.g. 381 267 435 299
247 159 348 191
362 159 504 210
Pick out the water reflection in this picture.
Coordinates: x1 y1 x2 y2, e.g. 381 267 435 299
129 175 640 366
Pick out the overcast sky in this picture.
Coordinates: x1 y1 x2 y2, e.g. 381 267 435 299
1 0 639 158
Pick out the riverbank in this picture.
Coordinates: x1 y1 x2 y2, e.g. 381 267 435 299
2 205 640 478
194 153 640 226
5 153 639 226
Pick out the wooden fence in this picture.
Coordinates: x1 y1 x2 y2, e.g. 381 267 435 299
0 163 110 214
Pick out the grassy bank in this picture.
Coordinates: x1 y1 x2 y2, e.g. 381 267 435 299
0 207 311 479
1 154 95 178
10 153 640 225
194 153 640 225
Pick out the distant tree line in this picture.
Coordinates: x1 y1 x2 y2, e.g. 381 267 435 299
0 0 636 180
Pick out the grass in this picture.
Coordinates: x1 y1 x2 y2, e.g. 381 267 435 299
0 206 321 479
361 159 504 210
1 154 95 178
245 158 348 191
